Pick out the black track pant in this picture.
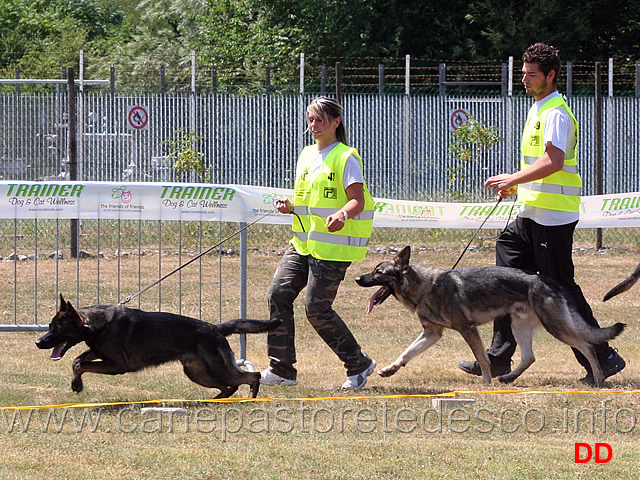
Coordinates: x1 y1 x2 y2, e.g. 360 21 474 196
487 216 614 373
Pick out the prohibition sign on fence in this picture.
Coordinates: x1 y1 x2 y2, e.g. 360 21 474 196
449 108 470 131
127 105 149 130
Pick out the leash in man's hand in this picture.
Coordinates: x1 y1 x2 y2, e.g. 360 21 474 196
451 196 504 270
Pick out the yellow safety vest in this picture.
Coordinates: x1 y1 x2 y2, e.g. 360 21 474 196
517 96 582 212
290 143 374 262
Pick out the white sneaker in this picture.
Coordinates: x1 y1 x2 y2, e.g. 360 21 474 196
341 358 376 391
260 368 296 386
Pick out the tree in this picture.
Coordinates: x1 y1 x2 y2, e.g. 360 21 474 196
3 0 640 85
0 0 123 78
252 0 472 59
162 129 211 183
464 0 640 61
86 0 209 86
447 115 503 200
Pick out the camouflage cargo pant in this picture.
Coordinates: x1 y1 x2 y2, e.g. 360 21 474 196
266 244 371 379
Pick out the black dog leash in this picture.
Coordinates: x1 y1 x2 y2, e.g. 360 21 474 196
451 197 503 270
119 207 280 305
273 198 305 232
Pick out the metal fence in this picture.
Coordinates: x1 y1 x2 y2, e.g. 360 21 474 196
1 89 640 328
2 91 640 198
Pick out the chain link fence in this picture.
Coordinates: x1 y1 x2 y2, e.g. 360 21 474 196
1 85 639 252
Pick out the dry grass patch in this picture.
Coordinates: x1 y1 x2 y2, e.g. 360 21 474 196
1 246 640 478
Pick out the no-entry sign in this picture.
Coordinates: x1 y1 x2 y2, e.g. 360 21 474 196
449 108 469 131
127 106 149 130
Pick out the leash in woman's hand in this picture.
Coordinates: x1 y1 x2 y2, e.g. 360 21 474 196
273 198 305 232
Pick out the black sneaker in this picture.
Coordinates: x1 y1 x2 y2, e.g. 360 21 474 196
458 360 511 377
579 351 626 385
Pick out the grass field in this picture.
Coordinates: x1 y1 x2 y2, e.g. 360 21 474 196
1 246 639 479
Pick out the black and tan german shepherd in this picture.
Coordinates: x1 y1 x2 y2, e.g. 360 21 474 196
355 246 625 387
36 295 280 398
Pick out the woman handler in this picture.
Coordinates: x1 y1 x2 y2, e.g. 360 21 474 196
260 97 376 390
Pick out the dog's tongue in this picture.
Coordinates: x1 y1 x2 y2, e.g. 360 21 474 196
50 342 66 361
367 287 388 315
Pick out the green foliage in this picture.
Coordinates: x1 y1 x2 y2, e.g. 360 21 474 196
15 28 88 78
1 0 640 84
447 115 503 199
162 129 211 183
84 0 209 86
465 0 640 61
255 0 472 59
0 0 123 78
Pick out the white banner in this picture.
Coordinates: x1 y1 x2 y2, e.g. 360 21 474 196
1 181 640 229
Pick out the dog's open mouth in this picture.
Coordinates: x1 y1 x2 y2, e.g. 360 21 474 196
367 287 392 314
50 342 67 361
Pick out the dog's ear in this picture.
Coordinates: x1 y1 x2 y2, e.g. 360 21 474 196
60 296 83 326
395 246 411 271
66 304 84 327
60 294 73 313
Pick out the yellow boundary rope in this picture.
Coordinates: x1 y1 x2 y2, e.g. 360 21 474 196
4 389 640 411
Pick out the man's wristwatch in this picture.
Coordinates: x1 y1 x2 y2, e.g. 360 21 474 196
339 209 348 221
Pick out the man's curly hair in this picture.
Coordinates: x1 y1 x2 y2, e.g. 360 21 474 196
522 43 561 83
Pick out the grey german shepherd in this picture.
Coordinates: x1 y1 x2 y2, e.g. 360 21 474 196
36 295 280 398
355 246 625 387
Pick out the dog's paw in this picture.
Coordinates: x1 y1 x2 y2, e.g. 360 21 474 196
71 378 84 393
497 374 514 384
377 365 398 377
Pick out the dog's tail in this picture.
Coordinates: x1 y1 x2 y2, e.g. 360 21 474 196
218 318 282 337
534 294 626 346
583 322 626 345
541 316 626 346
603 263 640 301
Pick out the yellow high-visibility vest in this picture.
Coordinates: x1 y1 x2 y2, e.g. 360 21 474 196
517 96 582 212
290 143 374 262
